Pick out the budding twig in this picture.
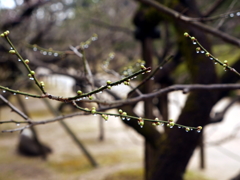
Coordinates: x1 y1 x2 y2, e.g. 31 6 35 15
184 32 240 77
0 30 204 133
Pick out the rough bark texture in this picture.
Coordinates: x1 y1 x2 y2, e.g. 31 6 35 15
129 1 222 180
150 25 218 179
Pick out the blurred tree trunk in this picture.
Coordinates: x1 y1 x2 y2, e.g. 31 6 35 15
131 1 219 180
141 37 156 180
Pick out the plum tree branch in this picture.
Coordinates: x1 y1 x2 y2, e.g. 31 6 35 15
2 83 238 132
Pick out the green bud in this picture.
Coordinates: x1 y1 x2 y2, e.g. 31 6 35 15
102 114 108 121
40 81 45 86
191 37 196 41
138 117 144 127
9 50 16 54
184 32 189 37
107 80 111 85
25 59 29 64
139 121 144 126
89 96 93 100
91 33 98 41
140 64 146 70
77 90 82 95
30 71 35 75
4 30 10 36
118 109 123 114
107 86 111 89
169 122 175 126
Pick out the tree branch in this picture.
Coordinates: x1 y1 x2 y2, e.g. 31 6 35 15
209 96 240 124
90 84 240 106
134 0 240 47
0 95 29 121
203 0 226 17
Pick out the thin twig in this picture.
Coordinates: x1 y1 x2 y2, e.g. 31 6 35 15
88 84 240 106
184 33 240 77
135 0 240 47
129 55 173 96
216 0 238 29
0 95 29 120
203 0 226 17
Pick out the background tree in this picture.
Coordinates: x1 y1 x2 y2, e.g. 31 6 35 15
1 0 240 180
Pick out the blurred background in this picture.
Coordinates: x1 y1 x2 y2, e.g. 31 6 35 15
0 0 240 180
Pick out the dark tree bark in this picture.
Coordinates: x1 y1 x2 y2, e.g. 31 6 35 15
128 1 225 180
150 26 218 179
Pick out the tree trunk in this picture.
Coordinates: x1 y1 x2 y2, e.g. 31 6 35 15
141 37 157 180
131 1 220 180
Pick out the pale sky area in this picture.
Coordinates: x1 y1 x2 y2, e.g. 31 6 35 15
0 0 19 9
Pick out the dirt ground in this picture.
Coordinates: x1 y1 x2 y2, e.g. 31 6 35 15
0 95 144 180
0 87 240 180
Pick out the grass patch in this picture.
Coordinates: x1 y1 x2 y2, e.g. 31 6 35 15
48 148 141 176
104 168 143 180
185 170 211 180
103 168 210 180
48 156 93 174
97 149 141 165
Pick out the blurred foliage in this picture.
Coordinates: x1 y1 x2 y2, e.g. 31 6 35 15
0 0 140 74
1 0 240 84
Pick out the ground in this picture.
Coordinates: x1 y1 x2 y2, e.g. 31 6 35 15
0 85 240 180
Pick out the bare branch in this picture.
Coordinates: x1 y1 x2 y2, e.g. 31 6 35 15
203 0 226 17
0 95 30 121
134 0 240 47
209 96 240 124
90 84 240 106
216 0 238 29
